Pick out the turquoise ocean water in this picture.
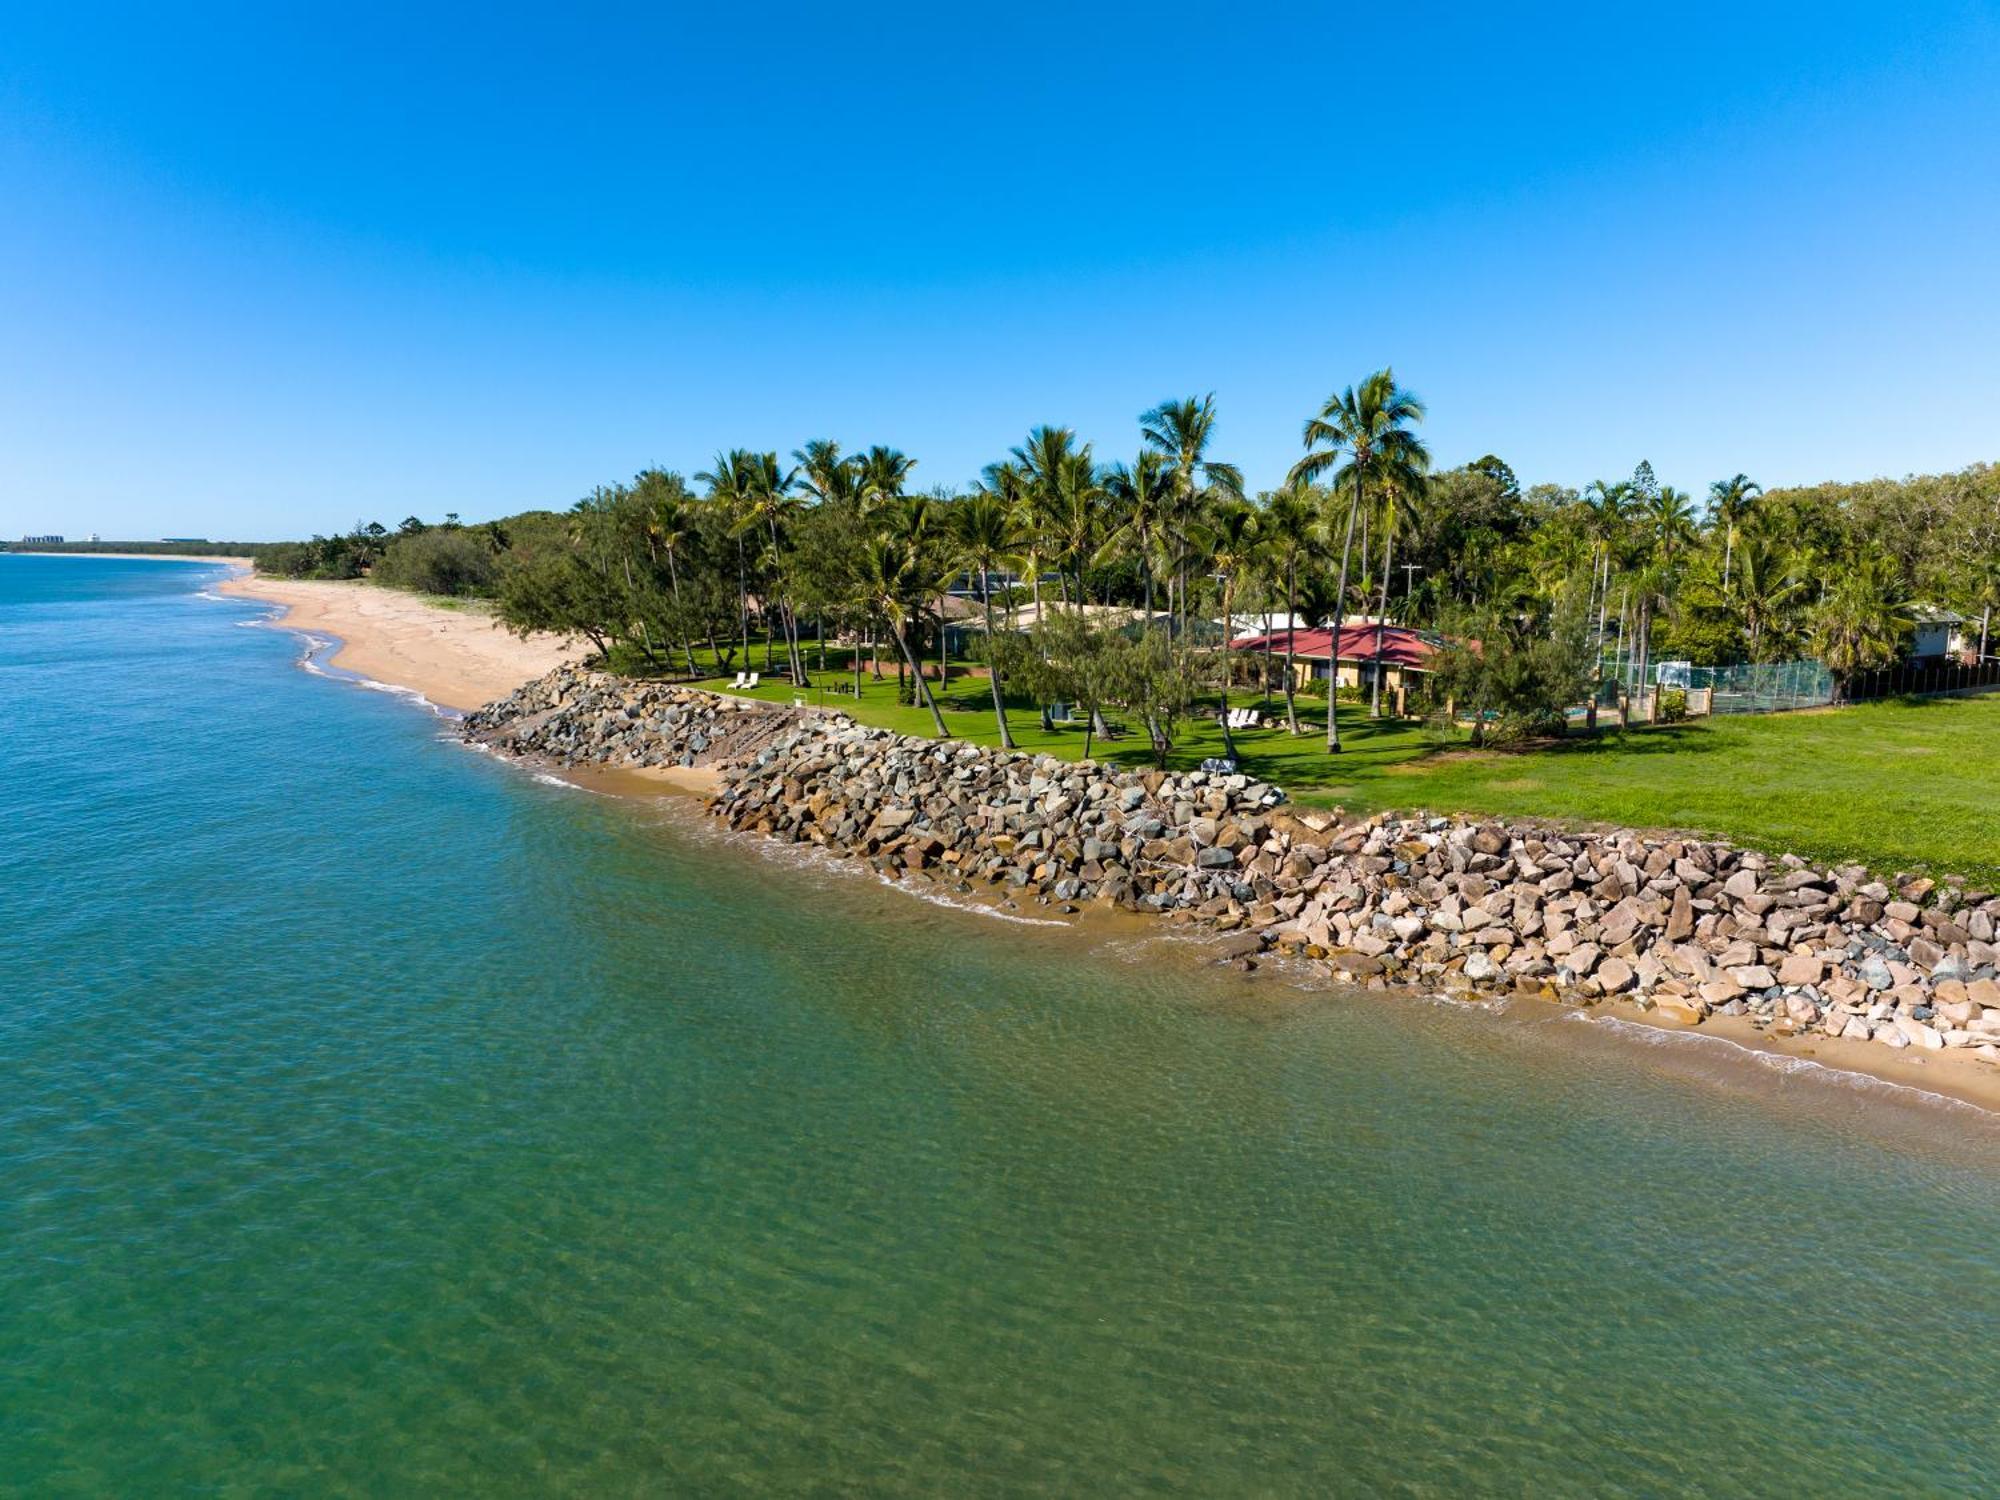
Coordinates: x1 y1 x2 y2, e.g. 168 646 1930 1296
4 554 1998 1495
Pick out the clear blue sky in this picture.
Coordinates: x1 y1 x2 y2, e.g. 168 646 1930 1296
3 2 1997 540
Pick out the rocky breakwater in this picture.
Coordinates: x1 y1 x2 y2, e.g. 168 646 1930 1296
467 667 2000 1072
713 715 2000 1068
461 667 798 770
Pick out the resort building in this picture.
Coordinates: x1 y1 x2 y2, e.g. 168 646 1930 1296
1230 621 1451 699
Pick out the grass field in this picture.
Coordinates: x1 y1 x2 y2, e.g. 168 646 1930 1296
653 638 2000 885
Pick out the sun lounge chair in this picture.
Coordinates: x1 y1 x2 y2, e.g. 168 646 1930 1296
745 672 759 689
728 671 746 688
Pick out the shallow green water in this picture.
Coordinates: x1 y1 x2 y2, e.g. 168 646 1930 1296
4 556 1998 1495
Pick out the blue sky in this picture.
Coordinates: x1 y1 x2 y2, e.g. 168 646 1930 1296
3 2 1997 539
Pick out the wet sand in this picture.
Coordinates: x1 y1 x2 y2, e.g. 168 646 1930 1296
221 573 587 712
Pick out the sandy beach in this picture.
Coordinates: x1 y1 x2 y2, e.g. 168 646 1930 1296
221 573 587 712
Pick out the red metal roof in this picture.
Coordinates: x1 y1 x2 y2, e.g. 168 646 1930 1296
1230 624 1446 669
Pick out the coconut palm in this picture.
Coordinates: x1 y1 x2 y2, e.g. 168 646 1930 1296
857 445 917 516
1206 500 1259 754
1009 426 1081 610
1098 449 1177 625
695 448 759 669
1729 528 1806 660
1258 482 1322 734
1288 369 1430 751
1367 473 1425 718
733 451 809 685
1708 473 1761 592
947 494 1028 747
859 535 950 737
1813 557 1910 698
636 468 703 677
1140 394 1243 633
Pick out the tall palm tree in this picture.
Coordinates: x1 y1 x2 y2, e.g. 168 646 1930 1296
636 469 703 677
947 494 1028 747
1288 369 1430 751
1631 484 1699 711
793 439 853 506
1051 450 1104 606
979 459 1033 631
857 445 917 516
734 451 809 685
1140 394 1244 634
1010 426 1080 613
1707 474 1761 593
695 448 758 671
1098 449 1177 624
859 535 950 737
1258 482 1322 734
1730 528 1806 659
1206 500 1259 755
1367 473 1425 718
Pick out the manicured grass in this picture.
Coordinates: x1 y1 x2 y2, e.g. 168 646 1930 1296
1332 696 2000 887
670 637 2000 884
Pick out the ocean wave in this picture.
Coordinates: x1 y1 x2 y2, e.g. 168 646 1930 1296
1565 1012 2000 1119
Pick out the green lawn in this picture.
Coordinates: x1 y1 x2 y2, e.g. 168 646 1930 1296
652 637 2000 885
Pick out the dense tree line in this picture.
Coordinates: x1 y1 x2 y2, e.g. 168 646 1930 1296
256 373 1998 748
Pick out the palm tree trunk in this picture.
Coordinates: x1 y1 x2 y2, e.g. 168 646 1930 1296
982 591 1013 749
736 537 750 667
1327 474 1362 752
896 622 950 738
1370 527 1394 718
1284 560 1300 734
1722 526 1735 594
1218 579 1236 759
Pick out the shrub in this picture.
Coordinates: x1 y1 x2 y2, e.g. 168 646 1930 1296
373 528 497 597
1657 687 1690 724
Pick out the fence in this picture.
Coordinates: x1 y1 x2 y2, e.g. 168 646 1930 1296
1652 660 1835 714
1840 656 2000 703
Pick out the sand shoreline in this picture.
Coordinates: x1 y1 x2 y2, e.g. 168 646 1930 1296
220 572 588 713
13 550 258 566
217 567 2000 1115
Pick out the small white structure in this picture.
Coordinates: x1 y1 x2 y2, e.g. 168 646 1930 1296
1909 606 1968 661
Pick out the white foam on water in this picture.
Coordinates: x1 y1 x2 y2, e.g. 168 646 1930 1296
1566 1011 2000 1119
873 870 1071 927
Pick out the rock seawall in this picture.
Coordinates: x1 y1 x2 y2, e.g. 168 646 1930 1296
467 667 2000 1067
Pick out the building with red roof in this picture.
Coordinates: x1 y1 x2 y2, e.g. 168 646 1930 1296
1230 621 1455 702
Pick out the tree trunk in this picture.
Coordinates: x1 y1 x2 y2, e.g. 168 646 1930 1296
897 622 950 737
1327 473 1362 752
1218 579 1236 759
982 590 1013 748
1370 526 1394 718
1284 560 1301 734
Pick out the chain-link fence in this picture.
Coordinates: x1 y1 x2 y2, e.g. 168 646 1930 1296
1651 660 1835 714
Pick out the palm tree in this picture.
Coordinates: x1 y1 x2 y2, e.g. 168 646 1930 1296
857 445 917 516
1206 500 1259 755
1141 394 1243 634
734 451 809 685
1708 474 1761 593
1813 557 1910 699
1259 482 1321 734
1098 449 1177 624
1051 450 1104 606
695 448 758 670
1367 473 1425 718
793 439 853 505
1729 528 1806 660
859 536 950 737
1288 369 1430 751
947 494 1028 747
636 469 703 677
1010 426 1080 611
